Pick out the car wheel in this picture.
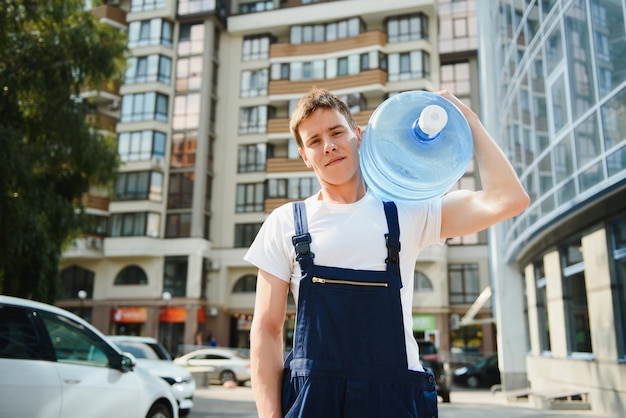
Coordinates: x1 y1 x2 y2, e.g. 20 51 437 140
146 402 172 418
220 370 237 384
467 376 480 389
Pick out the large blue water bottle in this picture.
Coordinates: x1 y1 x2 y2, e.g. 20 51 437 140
359 91 474 201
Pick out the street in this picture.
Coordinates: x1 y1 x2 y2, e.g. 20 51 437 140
188 385 614 418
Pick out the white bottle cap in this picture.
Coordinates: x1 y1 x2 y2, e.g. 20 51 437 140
417 105 448 137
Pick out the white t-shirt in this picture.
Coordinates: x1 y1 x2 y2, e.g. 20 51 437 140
244 192 443 371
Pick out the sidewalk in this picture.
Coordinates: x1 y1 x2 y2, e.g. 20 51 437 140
194 384 617 418
448 387 615 417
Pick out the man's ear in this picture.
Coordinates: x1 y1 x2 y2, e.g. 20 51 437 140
298 147 311 167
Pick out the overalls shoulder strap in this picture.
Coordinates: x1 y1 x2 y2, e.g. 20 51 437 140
382 201 401 280
291 201 314 268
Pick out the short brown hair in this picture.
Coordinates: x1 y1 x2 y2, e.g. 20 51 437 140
289 87 358 148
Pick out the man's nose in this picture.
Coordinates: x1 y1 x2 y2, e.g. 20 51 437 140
324 138 337 153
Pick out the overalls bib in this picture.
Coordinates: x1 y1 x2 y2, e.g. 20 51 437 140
282 201 438 418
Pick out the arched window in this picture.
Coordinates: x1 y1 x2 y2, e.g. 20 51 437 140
114 265 148 285
233 274 257 293
60 265 95 299
414 270 433 291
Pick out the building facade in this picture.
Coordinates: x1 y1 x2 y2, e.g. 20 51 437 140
60 0 495 364
478 0 626 414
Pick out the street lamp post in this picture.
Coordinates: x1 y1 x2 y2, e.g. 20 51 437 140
162 291 172 355
77 290 87 320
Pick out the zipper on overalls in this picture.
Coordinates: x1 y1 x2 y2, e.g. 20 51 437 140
311 277 388 287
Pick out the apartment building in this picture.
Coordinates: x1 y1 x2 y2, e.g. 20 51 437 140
478 0 626 413
59 0 494 360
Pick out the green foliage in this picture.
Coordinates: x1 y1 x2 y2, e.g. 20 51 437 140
0 0 126 302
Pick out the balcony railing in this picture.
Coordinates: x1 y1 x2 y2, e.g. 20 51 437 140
266 157 309 173
269 69 388 97
91 4 127 26
270 31 386 58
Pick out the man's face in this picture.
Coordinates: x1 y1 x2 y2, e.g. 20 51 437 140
297 107 362 189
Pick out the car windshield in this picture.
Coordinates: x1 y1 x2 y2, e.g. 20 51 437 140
115 341 161 360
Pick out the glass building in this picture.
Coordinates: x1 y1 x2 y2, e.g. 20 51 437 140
478 0 626 413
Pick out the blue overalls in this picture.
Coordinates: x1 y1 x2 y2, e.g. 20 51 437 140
282 201 438 418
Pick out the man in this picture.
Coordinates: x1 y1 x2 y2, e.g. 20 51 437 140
244 88 529 417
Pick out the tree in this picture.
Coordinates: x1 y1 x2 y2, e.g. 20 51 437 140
0 0 126 302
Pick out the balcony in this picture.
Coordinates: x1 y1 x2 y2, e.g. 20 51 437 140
267 108 374 136
270 30 386 59
90 4 127 27
269 69 388 97
266 157 309 173
81 193 110 211
80 80 121 106
86 113 118 134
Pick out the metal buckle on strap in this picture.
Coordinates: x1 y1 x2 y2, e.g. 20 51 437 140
385 233 400 264
293 233 314 260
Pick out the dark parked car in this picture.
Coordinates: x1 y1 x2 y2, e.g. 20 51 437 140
417 340 451 403
453 354 501 388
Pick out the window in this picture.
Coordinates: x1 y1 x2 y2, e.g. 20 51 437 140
388 51 430 81
171 132 197 168
114 171 163 202
234 223 262 247
165 213 192 238
290 17 362 44
241 69 269 97
449 263 479 304
118 130 166 162
178 22 205 55
130 0 166 12
114 265 148 285
178 0 224 15
168 172 194 209
0 305 49 360
242 35 271 61
386 13 428 43
560 239 592 355
110 212 160 237
176 56 203 91
82 214 108 237
238 143 266 173
164 256 188 297
591 0 626 96
233 274 257 293
60 266 95 300
120 92 169 123
414 270 433 291
238 1 274 14
239 106 268 134
124 55 171 85
236 183 265 212
441 62 471 97
40 311 111 366
266 177 320 200
172 93 200 130
128 19 172 48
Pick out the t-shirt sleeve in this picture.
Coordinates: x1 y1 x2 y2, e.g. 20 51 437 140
403 198 444 251
243 205 294 283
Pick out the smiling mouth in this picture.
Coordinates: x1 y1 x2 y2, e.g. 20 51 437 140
325 157 345 166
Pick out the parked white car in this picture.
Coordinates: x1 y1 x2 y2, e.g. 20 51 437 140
0 295 178 418
174 347 251 386
108 335 195 416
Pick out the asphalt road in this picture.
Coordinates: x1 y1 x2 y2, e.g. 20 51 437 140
188 384 614 418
